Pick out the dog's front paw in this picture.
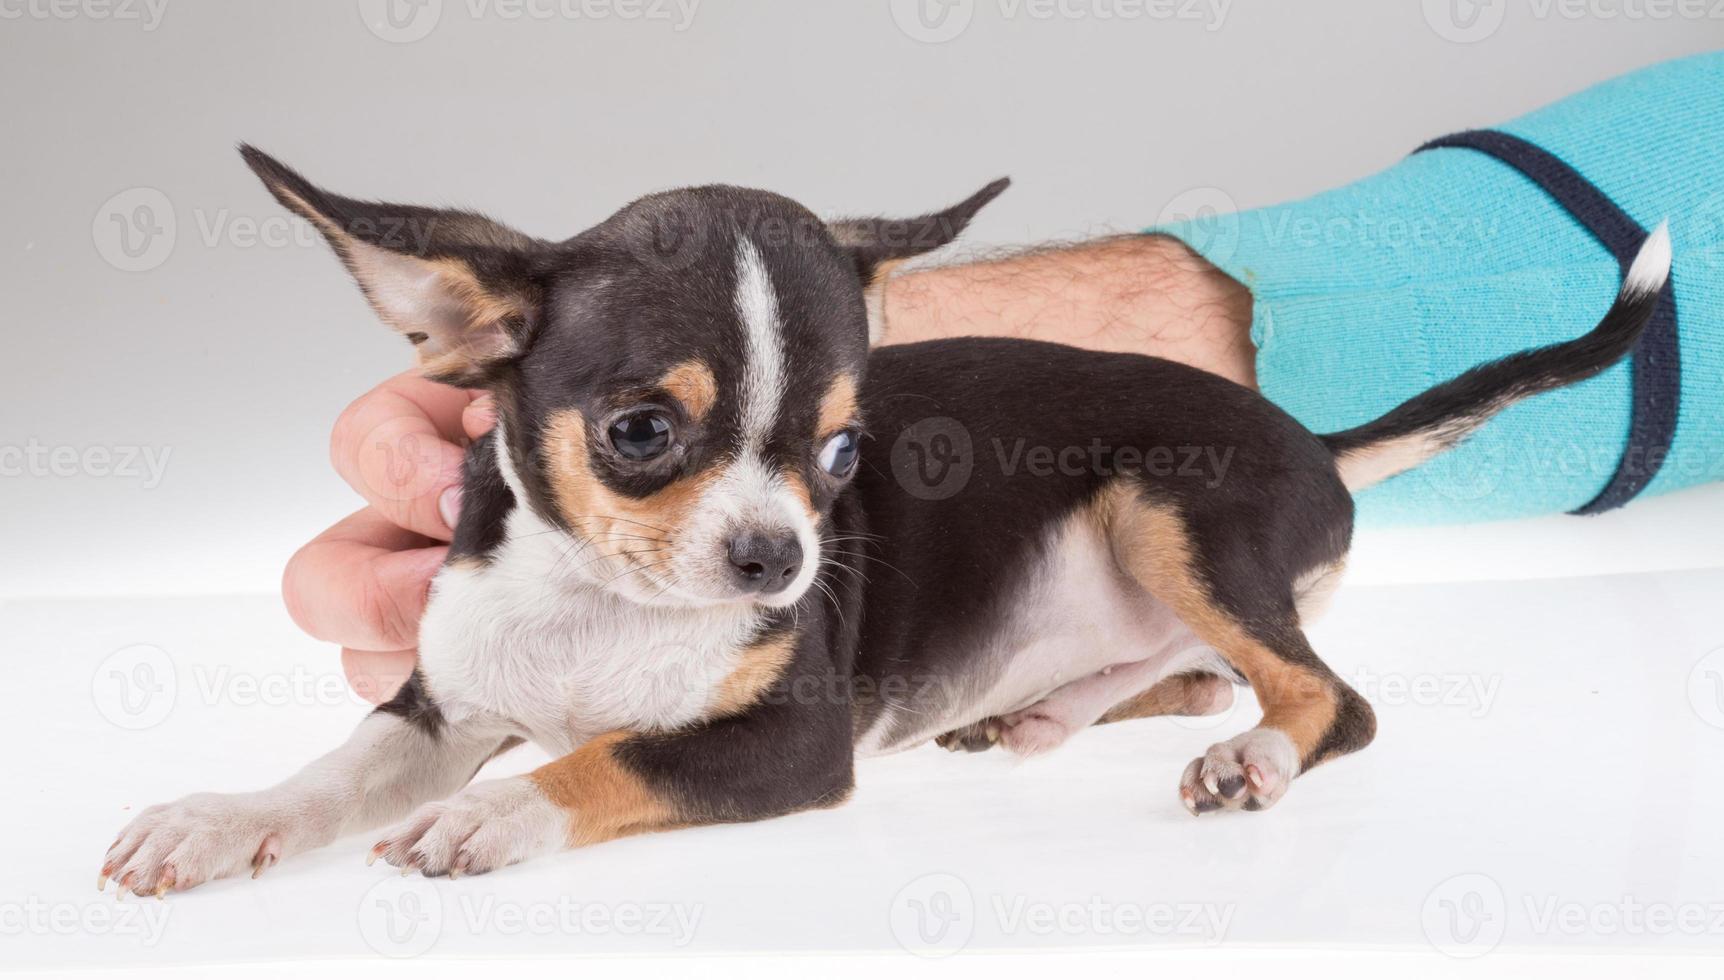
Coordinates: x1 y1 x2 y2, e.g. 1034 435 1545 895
373 777 567 877
1179 727 1299 815
101 794 288 897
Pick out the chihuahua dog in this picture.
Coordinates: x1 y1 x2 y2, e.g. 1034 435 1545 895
100 147 1670 895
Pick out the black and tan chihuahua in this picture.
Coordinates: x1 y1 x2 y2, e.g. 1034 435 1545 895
101 147 1669 894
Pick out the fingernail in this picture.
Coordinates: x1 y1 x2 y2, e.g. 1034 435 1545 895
439 486 462 534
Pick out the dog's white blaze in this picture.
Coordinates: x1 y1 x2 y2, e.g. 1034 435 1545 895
734 238 785 452
688 452 822 608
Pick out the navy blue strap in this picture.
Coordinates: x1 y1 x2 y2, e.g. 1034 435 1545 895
1416 129 1679 515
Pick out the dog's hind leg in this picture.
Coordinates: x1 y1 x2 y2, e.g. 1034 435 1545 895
1097 670 1236 725
935 664 1235 756
1102 486 1374 814
101 672 516 896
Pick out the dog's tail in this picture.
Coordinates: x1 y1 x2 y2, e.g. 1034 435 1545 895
1321 222 1671 492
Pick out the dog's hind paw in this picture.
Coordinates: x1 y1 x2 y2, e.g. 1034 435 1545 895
934 719 1002 753
933 709 1075 757
1178 727 1299 815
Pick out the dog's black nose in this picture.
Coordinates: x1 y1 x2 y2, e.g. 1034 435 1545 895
727 533 803 595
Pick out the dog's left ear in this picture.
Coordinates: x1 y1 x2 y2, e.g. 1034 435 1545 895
240 144 548 387
829 177 1009 344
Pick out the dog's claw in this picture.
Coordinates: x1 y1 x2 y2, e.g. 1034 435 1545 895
250 833 282 879
97 871 109 893
366 844 383 867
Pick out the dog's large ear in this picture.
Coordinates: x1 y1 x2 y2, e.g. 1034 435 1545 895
828 178 1009 344
241 145 546 386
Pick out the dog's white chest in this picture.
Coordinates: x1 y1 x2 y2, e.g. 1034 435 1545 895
416 526 762 754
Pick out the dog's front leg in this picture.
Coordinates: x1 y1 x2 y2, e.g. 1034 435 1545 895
374 663 856 877
103 690 516 896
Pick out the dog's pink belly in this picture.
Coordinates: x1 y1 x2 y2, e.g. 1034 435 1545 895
855 514 1212 755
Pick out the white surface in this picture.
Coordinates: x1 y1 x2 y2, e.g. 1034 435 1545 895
8 567 1724 968
4 3 1722 600
1346 482 1724 585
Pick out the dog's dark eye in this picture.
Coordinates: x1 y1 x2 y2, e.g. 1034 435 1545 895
818 431 859 477
609 412 673 461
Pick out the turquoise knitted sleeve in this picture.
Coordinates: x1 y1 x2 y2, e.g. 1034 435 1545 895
1152 52 1724 525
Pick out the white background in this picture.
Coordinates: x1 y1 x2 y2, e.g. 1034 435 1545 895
4 1 1724 975
2 0 1723 597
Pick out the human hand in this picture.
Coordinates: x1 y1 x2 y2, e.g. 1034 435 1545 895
281 371 495 703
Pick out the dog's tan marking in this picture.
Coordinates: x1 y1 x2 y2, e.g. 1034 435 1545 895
529 733 678 846
658 360 718 422
268 183 527 374
1098 484 1339 765
861 258 905 345
1099 672 1234 724
779 468 819 525
709 632 796 719
542 408 714 553
817 373 860 438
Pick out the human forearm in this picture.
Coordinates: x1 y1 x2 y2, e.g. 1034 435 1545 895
878 233 1257 388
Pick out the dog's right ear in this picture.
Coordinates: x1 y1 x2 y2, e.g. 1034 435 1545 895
240 144 547 387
